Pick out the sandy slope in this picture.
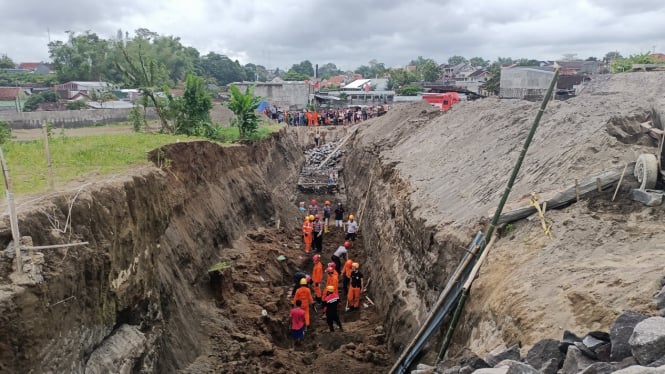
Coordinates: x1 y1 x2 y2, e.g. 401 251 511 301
355 71 665 357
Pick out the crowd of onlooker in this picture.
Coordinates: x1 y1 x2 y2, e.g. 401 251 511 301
263 105 387 126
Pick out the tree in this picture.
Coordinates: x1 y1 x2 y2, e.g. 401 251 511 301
604 51 623 63
48 31 111 82
388 69 418 89
166 73 214 137
199 52 245 85
282 70 309 81
290 60 314 77
0 54 15 69
585 56 598 61
484 63 502 95
495 57 514 66
244 63 268 82
398 84 423 96
448 55 468 65
469 57 489 68
611 53 655 73
419 60 441 82
318 62 340 79
115 41 172 132
355 60 388 78
227 85 263 139
23 91 59 112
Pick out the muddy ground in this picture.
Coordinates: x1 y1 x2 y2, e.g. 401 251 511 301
182 222 391 373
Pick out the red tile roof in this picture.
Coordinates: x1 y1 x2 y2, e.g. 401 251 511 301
651 53 665 63
18 62 41 70
0 87 19 101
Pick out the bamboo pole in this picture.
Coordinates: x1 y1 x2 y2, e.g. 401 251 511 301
43 123 55 191
612 164 628 202
0 145 22 273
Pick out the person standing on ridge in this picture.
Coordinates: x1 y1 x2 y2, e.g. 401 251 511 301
308 199 319 216
312 214 324 253
347 262 364 311
323 285 343 332
334 203 345 232
302 215 314 253
323 201 332 233
311 254 324 303
345 214 358 241
293 278 314 327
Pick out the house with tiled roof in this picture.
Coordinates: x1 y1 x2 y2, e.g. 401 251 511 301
17 62 53 75
0 87 27 112
651 53 665 63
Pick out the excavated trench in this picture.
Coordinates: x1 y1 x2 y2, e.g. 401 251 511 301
0 123 476 373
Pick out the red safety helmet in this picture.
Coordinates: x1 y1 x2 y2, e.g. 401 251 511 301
344 241 351 248
312 254 320 262
326 266 334 273
306 275 311 283
314 214 320 219
311 199 317 205
327 262 336 269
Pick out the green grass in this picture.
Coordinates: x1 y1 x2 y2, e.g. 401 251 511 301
4 124 284 195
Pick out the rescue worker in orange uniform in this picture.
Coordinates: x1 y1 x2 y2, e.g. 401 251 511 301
325 266 339 295
311 254 324 303
347 262 364 311
341 259 353 295
302 215 314 253
293 278 314 327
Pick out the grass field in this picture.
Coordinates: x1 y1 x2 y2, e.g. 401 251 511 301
4 124 283 194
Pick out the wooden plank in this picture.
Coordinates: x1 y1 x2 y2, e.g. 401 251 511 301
496 164 634 224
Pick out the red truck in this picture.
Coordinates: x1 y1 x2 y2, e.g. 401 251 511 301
421 92 460 111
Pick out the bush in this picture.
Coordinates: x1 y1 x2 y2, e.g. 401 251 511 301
66 101 88 110
0 121 11 144
23 90 59 112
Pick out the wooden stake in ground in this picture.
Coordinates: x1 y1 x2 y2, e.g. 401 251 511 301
529 193 553 239
612 164 629 202
0 145 22 273
43 123 55 191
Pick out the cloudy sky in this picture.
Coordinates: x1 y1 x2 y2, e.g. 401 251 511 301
2 0 665 70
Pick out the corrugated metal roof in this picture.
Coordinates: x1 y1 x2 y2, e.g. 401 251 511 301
343 79 371 89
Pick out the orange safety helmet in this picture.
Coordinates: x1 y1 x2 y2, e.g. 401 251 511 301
345 259 353 266
324 200 331 205
326 285 335 292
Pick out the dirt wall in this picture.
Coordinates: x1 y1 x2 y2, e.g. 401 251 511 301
0 130 303 372
342 109 482 357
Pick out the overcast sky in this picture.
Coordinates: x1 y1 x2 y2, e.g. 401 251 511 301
2 0 665 70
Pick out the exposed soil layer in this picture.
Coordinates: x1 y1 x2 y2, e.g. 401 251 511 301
0 126 391 373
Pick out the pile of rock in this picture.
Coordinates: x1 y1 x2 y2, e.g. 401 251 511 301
414 311 665 374
303 141 343 169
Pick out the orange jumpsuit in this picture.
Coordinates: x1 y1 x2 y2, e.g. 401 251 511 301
325 271 339 296
302 219 313 253
312 261 323 299
342 261 353 293
293 285 314 326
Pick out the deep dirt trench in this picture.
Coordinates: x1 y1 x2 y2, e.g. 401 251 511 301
0 127 417 373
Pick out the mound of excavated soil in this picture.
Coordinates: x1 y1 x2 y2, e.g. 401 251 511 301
352 72 665 357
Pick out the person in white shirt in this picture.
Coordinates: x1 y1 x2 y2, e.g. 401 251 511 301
331 241 350 274
345 214 358 241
